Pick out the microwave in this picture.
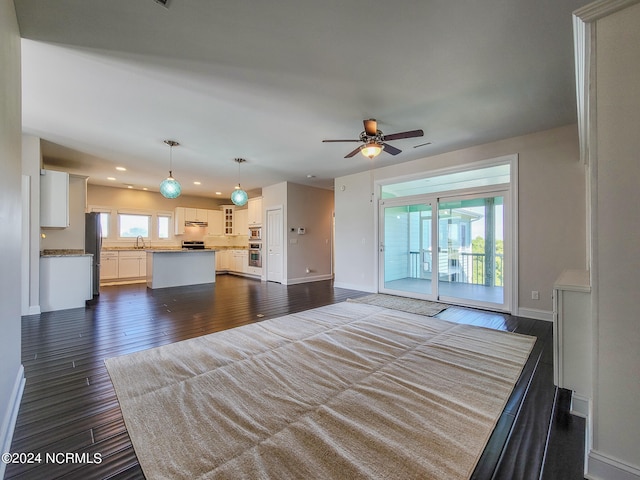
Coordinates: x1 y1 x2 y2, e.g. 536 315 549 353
249 226 262 241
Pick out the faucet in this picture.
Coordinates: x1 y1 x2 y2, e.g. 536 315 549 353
135 235 145 249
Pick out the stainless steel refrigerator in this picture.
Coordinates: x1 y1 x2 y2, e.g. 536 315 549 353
85 212 102 297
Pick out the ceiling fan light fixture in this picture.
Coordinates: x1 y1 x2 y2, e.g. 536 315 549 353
160 140 181 199
361 142 382 159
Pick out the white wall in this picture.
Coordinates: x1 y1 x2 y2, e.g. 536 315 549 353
335 124 586 314
286 182 334 283
590 2 640 475
0 0 25 472
262 181 334 285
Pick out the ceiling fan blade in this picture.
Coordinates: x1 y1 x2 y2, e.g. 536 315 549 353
363 119 378 136
344 146 362 158
383 129 424 141
382 143 402 155
413 141 432 148
322 139 361 143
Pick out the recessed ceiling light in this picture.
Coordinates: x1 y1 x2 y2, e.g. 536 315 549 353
194 181 201 185
307 174 316 178
215 191 222 195
142 187 148 191
107 177 116 181
126 185 133 189
116 166 127 171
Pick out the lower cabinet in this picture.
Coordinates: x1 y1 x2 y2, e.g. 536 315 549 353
100 252 119 280
216 249 259 277
118 251 147 278
101 250 147 282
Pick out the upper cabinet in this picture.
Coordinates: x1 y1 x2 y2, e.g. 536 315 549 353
235 208 248 236
207 210 223 236
247 197 263 226
222 205 235 235
174 207 186 235
40 169 69 228
184 208 208 223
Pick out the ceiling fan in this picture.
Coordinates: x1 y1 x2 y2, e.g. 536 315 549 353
322 119 424 159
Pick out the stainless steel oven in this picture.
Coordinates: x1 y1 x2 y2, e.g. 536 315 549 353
248 243 262 268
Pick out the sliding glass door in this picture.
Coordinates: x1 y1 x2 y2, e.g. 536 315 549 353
437 194 506 309
379 190 510 311
379 200 435 300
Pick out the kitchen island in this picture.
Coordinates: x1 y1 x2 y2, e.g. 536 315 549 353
146 249 216 289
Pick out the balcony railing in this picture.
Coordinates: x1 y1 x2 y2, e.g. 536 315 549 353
408 251 503 286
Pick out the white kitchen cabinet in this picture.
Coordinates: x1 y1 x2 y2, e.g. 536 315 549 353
118 250 146 278
216 249 232 271
222 205 235 235
174 207 186 235
185 208 209 223
40 254 92 312
233 249 248 273
207 210 223 236
100 251 119 280
247 197 262 226
235 209 248 237
40 169 69 228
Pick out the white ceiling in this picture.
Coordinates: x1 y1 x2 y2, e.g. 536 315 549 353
14 0 587 198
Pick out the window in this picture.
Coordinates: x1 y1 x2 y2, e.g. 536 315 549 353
119 214 150 238
99 212 109 238
158 215 170 239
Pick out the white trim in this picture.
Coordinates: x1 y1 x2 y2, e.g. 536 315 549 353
516 307 553 322
574 0 640 22
377 154 517 187
586 450 640 480
334 281 376 293
571 392 590 418
0 366 25 479
285 274 334 285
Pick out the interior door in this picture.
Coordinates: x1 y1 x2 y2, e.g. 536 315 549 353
379 199 435 300
266 207 283 283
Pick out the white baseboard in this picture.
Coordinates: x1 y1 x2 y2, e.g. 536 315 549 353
570 392 590 418
586 449 640 480
516 307 553 321
333 281 376 293
285 274 334 285
0 365 25 479
26 305 41 315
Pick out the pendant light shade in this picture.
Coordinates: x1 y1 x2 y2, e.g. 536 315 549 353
231 158 248 206
160 140 181 199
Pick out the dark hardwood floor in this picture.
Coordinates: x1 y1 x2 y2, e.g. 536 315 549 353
5 275 584 479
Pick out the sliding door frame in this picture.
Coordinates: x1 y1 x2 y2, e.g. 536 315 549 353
375 154 519 313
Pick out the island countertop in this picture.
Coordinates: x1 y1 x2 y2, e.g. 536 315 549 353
146 249 216 289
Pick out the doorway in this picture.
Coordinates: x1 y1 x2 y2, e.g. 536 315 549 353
265 207 283 283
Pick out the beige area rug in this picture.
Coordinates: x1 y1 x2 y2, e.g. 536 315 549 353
347 293 449 316
105 302 535 480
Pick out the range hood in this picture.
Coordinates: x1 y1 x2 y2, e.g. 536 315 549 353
185 220 208 227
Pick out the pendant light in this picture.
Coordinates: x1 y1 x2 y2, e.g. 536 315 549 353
230 158 248 206
159 140 181 199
